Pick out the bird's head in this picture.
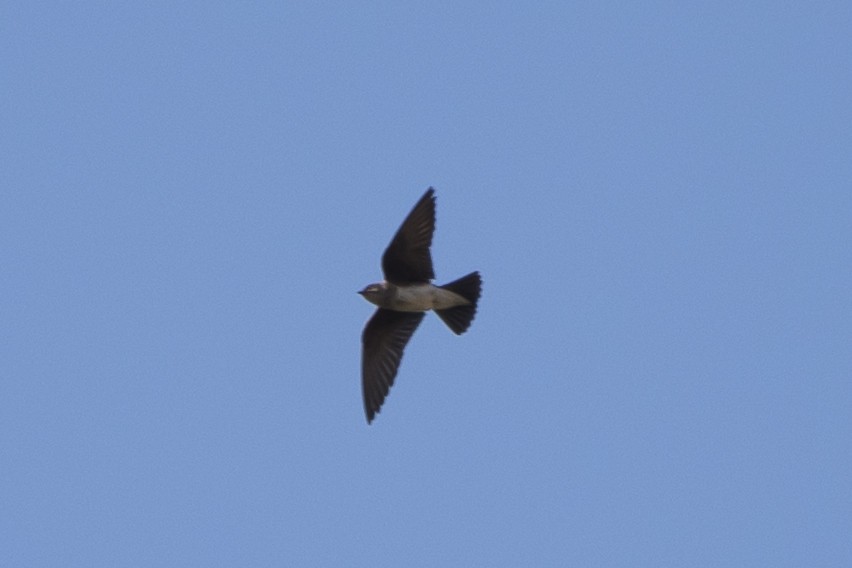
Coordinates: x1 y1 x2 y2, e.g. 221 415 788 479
358 282 390 306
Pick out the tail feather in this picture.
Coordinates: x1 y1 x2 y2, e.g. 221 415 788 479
435 271 482 335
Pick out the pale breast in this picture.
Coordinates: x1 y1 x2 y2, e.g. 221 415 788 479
392 283 436 311
391 283 472 312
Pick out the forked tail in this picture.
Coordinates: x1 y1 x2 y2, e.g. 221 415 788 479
435 271 482 335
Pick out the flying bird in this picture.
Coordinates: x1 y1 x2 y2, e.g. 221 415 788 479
359 188 482 423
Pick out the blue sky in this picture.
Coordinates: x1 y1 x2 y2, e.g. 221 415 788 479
3 2 851 566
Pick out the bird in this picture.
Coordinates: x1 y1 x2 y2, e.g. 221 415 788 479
358 188 482 423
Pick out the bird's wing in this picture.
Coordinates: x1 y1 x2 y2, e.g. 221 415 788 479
381 188 436 284
361 308 426 423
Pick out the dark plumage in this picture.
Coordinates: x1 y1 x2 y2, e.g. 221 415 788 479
359 188 482 423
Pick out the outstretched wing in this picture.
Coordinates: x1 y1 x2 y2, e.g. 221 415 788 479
381 188 436 284
361 308 426 423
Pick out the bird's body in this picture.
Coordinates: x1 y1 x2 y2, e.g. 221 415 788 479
359 281 471 312
358 188 482 423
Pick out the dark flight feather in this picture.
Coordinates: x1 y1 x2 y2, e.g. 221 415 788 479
381 188 436 284
361 309 426 423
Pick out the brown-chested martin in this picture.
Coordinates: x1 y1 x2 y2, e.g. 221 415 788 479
358 188 482 423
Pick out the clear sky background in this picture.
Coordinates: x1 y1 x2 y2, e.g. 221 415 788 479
3 2 851 566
